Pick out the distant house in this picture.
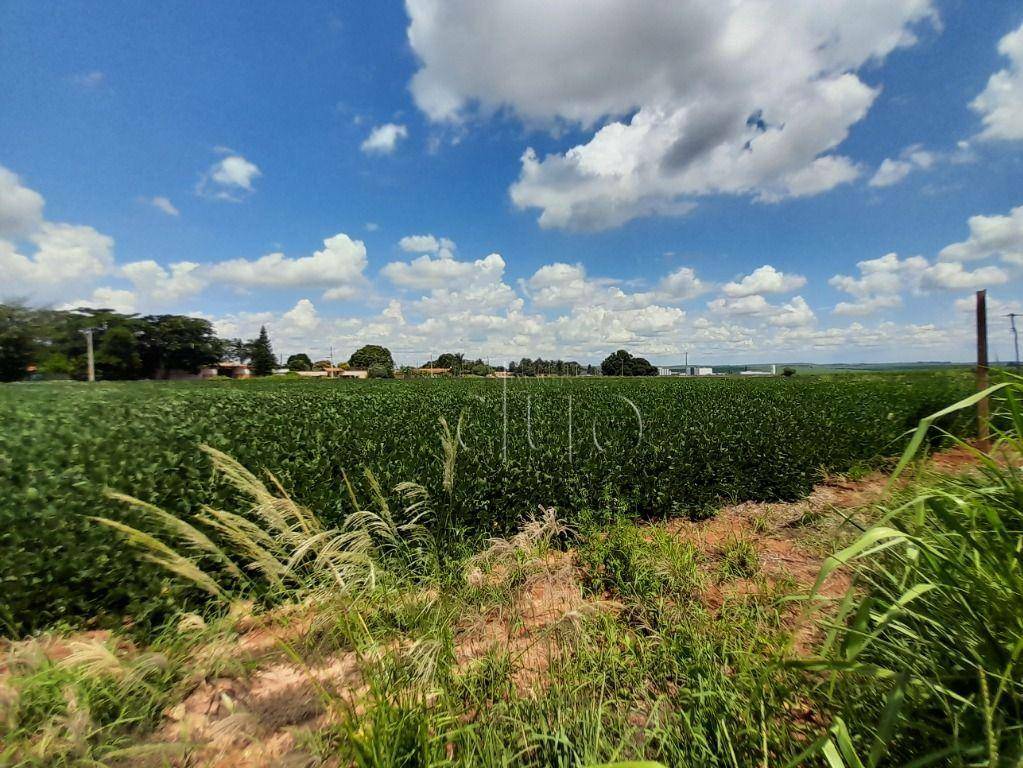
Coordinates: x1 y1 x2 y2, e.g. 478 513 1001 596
296 370 329 378
325 367 369 379
202 362 251 379
490 370 514 379
413 367 451 376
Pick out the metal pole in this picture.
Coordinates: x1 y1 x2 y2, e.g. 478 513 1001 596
977 290 990 450
1007 313 1020 369
83 328 95 382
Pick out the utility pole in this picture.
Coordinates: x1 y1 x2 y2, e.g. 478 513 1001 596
80 328 96 383
977 290 990 450
1007 313 1021 369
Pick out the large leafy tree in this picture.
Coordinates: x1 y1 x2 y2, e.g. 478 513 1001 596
137 315 222 377
248 326 276 376
424 352 464 370
41 307 142 380
0 304 34 382
349 344 394 374
601 349 657 377
286 353 313 371
96 325 142 380
222 338 251 363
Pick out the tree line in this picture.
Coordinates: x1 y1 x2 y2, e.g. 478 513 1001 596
0 304 225 382
0 304 409 383
1 303 662 382
507 357 599 376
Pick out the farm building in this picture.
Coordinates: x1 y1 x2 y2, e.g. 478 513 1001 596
658 365 715 376
325 367 369 379
199 362 251 379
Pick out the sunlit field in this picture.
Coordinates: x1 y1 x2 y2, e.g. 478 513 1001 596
1 373 971 633
5 372 1022 767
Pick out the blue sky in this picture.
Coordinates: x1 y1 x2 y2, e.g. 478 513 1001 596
2 0 1022 365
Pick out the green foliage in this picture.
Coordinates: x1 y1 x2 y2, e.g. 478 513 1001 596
577 520 702 599
718 536 759 580
96 325 141 380
350 344 395 374
136 313 222 375
0 639 180 765
286 352 313 371
423 353 495 377
424 352 464 370
0 303 223 381
508 357 596 376
601 349 657 377
248 325 276 377
795 381 1023 767
306 575 801 768
0 304 34 382
0 372 973 636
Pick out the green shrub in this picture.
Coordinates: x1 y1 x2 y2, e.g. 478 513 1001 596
718 536 759 580
577 521 702 600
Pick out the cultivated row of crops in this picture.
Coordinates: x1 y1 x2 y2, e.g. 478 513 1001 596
0 373 973 635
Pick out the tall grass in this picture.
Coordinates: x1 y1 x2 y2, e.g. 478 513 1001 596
94 441 442 609
798 379 1023 766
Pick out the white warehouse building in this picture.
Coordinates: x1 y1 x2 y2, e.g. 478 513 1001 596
658 365 715 376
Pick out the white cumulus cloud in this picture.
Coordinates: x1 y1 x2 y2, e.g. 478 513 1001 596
361 123 408 154
869 146 936 187
939 204 1023 264
61 287 137 314
829 253 928 314
196 152 261 201
920 261 1008 291
0 166 45 237
722 265 806 297
398 234 455 256
207 233 368 300
383 251 504 292
1 223 115 302
971 21 1023 141
148 196 180 216
121 260 205 305
407 0 937 229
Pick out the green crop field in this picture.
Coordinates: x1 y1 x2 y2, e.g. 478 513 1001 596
7 372 1023 768
0 372 972 636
